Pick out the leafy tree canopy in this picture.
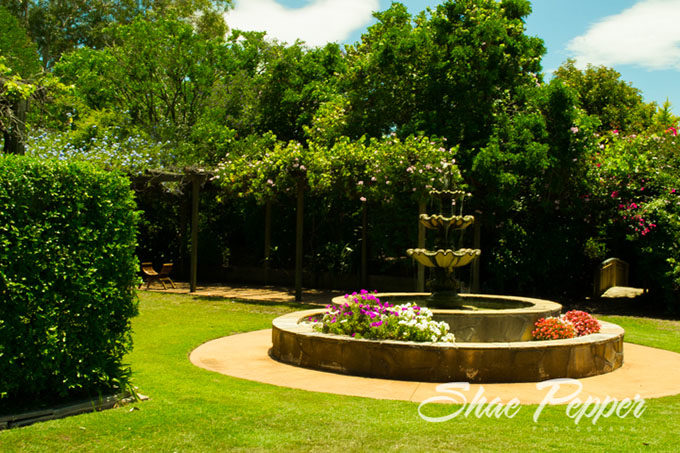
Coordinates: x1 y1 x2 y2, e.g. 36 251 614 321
553 59 656 134
0 0 232 68
343 0 545 167
0 6 40 77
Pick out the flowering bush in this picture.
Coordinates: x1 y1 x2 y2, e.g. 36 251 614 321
531 317 576 340
26 128 171 174
312 290 455 343
585 128 680 312
563 310 601 336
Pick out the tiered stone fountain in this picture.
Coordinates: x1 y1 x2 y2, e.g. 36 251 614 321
271 190 625 383
407 189 480 307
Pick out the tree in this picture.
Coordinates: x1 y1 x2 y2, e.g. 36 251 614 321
649 99 680 134
343 0 545 167
257 41 346 144
0 0 232 68
553 59 656 134
54 17 229 160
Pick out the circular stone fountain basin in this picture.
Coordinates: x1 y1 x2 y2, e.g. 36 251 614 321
332 293 563 342
271 294 625 383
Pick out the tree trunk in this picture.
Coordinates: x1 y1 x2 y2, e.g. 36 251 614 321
3 100 27 155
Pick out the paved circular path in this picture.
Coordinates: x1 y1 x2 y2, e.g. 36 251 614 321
190 329 680 405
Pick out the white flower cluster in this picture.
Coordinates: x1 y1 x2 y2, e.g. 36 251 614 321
395 303 455 343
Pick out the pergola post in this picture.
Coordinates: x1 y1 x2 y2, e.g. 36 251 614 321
417 200 426 292
360 203 368 287
190 175 201 293
294 180 304 301
264 200 272 285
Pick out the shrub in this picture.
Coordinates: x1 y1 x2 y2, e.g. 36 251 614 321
563 310 601 336
312 290 455 343
0 155 139 407
532 317 577 340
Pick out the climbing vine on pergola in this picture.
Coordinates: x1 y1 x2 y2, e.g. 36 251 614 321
214 133 462 300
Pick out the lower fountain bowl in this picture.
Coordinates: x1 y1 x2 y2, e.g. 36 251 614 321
271 294 624 383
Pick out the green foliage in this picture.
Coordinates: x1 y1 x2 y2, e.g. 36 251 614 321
214 133 460 205
553 60 656 134
54 18 339 166
0 155 139 405
468 79 601 294
0 6 40 78
344 0 544 161
0 0 232 68
214 137 313 202
257 42 346 144
54 17 227 152
649 99 680 134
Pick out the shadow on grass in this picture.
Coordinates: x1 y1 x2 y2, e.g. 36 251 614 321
560 293 680 320
190 295 323 311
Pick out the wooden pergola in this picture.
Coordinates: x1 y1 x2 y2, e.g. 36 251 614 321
131 169 209 293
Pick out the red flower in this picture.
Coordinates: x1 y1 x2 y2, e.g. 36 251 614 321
563 310 600 336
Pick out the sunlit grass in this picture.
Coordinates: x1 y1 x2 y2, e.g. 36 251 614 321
1 292 679 452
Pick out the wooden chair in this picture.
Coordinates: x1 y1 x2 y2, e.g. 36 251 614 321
140 262 176 290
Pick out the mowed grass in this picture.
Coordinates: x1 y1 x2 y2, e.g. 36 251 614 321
1 291 679 452
598 315 680 354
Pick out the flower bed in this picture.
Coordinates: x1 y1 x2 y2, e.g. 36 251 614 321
312 290 455 343
532 310 601 340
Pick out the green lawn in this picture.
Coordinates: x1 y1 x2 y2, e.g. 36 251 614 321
1 292 679 452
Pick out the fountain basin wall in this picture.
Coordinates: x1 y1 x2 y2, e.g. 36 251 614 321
332 293 563 342
271 307 624 383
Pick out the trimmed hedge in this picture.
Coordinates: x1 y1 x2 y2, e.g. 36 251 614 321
0 155 139 406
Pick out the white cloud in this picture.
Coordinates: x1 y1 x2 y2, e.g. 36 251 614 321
567 0 680 70
225 0 379 46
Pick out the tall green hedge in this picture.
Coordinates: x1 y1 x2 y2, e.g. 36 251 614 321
0 155 139 406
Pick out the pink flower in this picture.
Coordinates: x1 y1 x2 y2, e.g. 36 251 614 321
570 126 579 133
360 196 366 202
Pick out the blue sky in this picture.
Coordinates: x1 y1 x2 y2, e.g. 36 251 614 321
226 0 680 111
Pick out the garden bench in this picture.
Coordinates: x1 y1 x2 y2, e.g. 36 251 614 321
140 262 176 290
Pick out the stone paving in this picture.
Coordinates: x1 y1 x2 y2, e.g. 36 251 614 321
144 281 339 305
191 329 680 405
